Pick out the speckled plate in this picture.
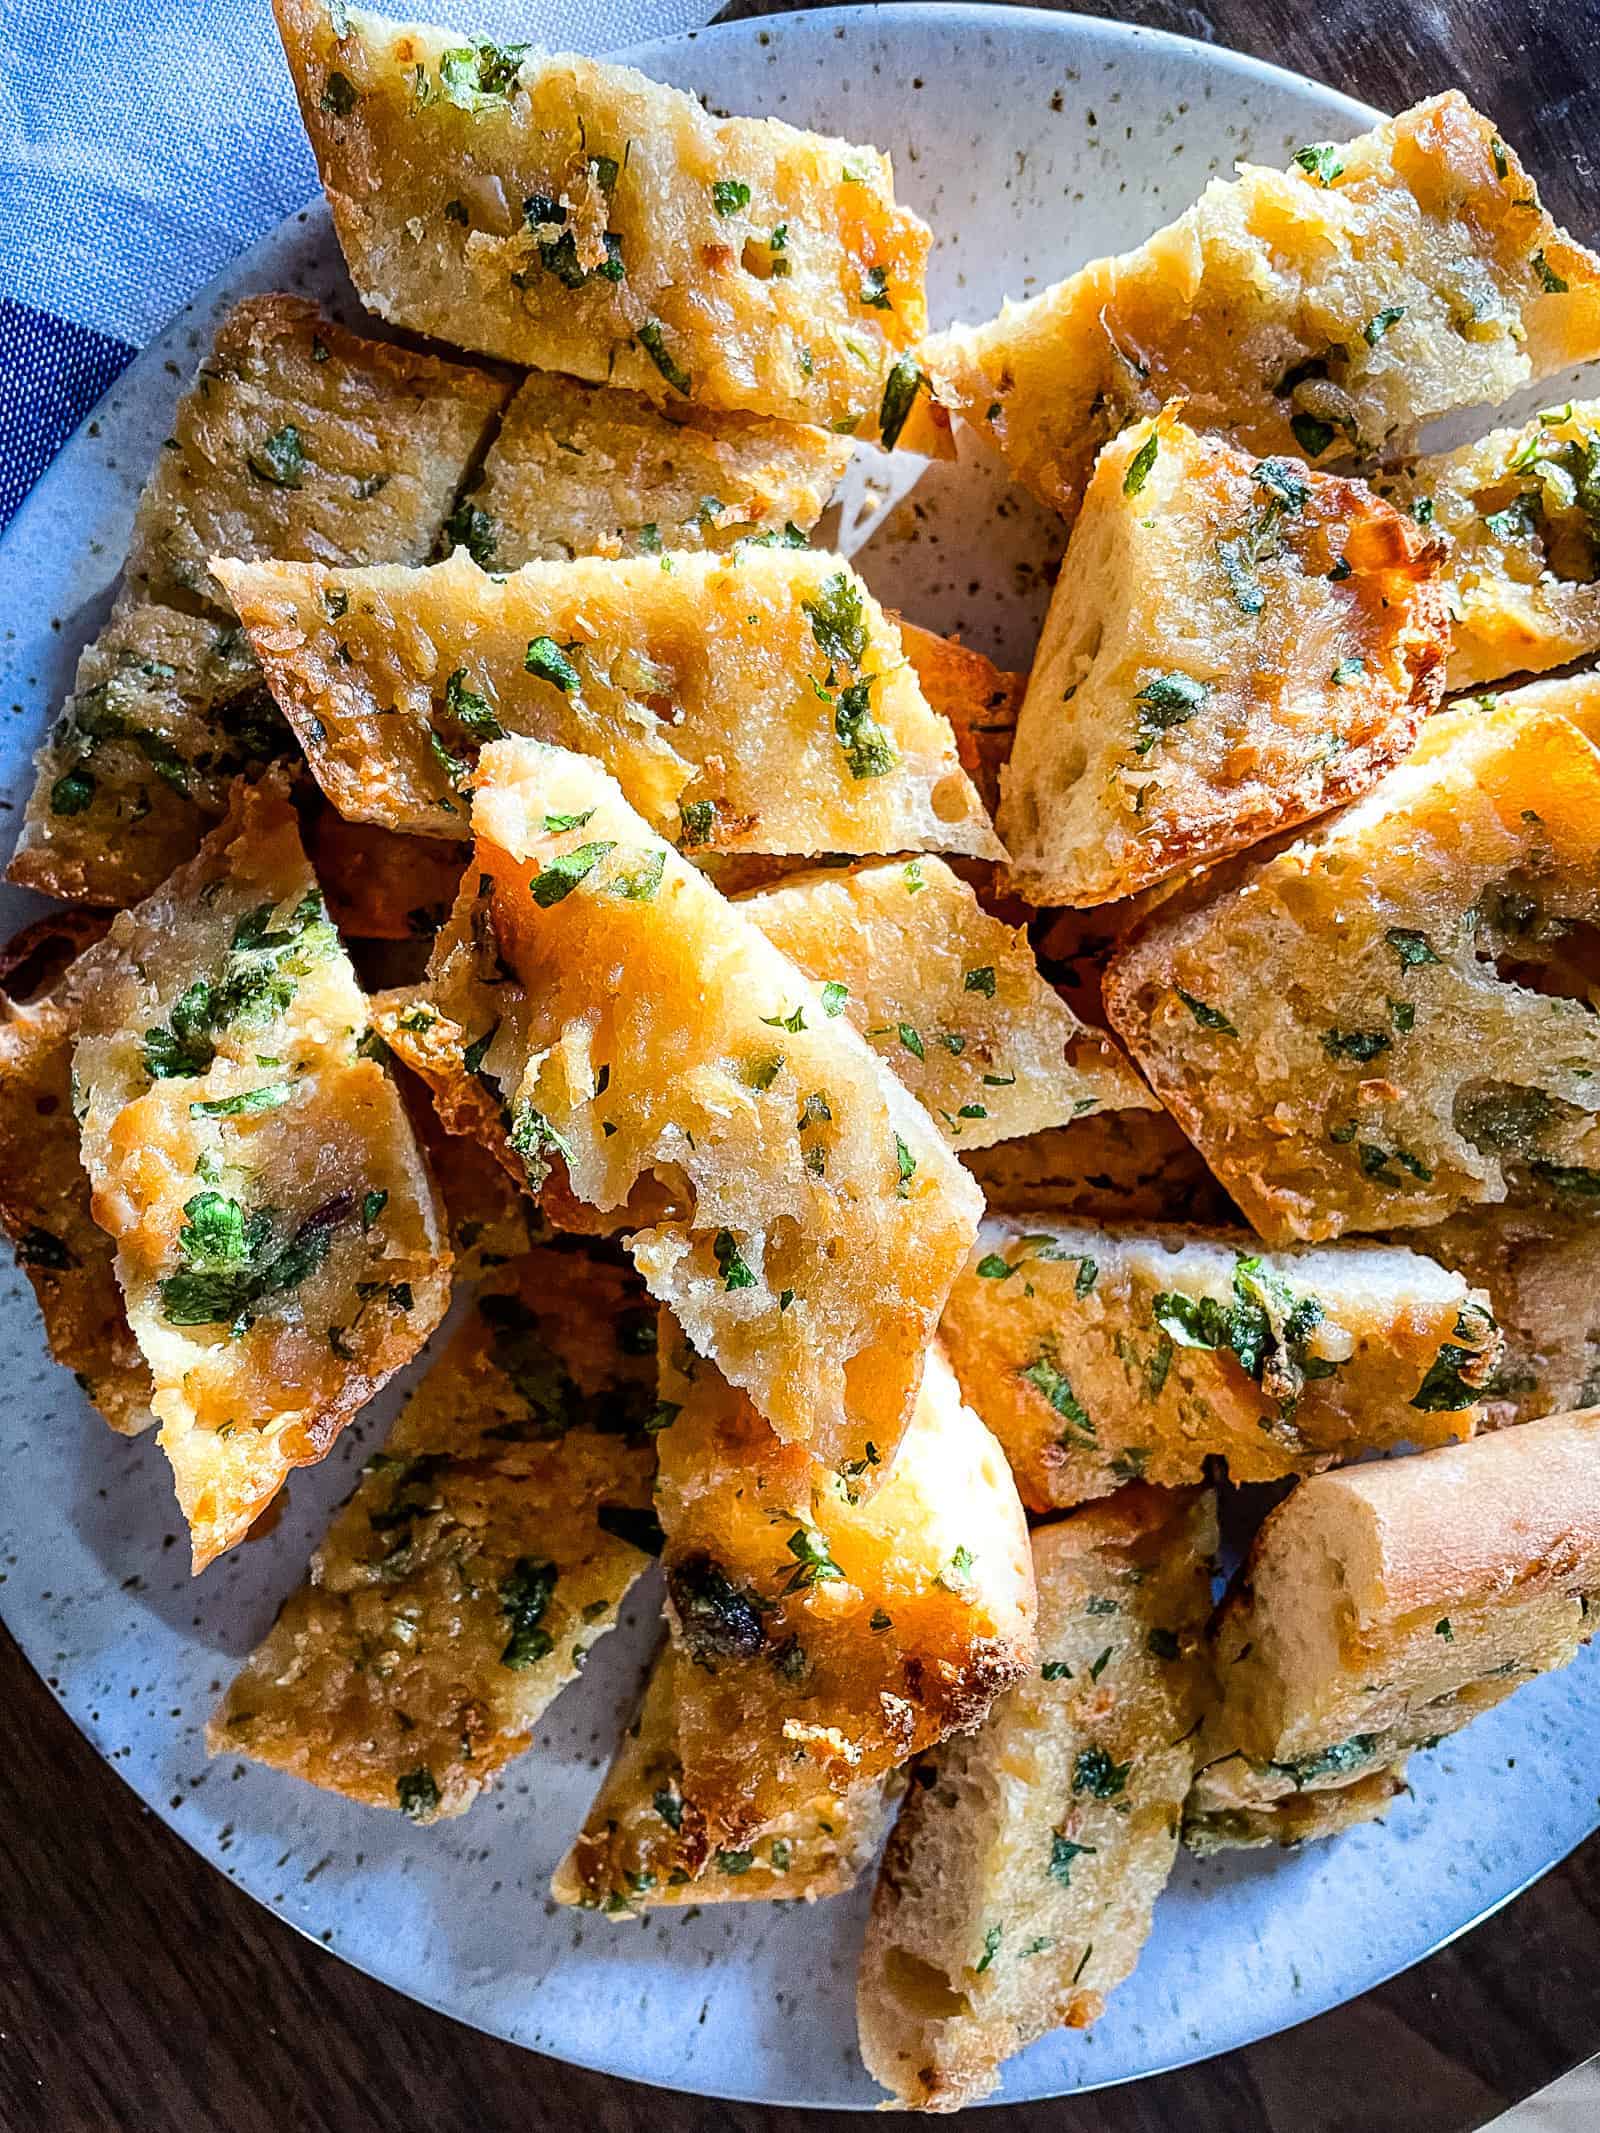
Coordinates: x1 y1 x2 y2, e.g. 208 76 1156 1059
1 4 1596 2109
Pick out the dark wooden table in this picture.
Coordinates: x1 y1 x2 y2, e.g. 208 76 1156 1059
4 1 1599 2128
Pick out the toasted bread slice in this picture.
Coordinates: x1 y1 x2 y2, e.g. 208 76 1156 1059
0 916 154 1436
1105 700 1600 1241
456 371 851 567
126 292 511 614
9 295 508 908
1408 1201 1600 1427
8 603 289 907
857 1488 1216 2113
961 1108 1236 1227
72 776 451 1569
466 739 981 1476
897 622 1024 820
215 547 1002 859
552 1644 895 1914
940 1218 1497 1511
391 1059 540 1279
925 94 1600 524
657 1337 1034 1850
1189 1408 1600 1831
275 0 931 437
1381 400 1600 688
997 411 1450 905
736 857 1153 1149
1183 1765 1411 1854
210 1248 657 1818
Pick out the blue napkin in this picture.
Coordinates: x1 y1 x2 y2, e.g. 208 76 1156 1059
0 0 723 531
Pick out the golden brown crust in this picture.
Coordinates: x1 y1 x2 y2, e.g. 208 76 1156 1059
896 621 1024 820
857 1489 1216 2111
1183 1764 1409 1854
997 410 1451 907
210 1248 658 1817
927 94 1600 525
306 808 469 940
658 1340 1035 1850
961 1107 1236 1226
1104 700 1600 1241
276 0 930 433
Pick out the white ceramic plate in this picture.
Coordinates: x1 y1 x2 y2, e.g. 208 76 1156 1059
2 4 1596 2109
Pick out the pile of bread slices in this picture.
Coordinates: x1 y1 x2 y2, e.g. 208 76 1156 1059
4 0 1600 2109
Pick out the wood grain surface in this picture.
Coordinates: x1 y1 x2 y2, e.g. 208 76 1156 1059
4 2 1599 2129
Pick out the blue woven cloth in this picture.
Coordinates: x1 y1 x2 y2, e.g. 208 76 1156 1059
0 0 722 533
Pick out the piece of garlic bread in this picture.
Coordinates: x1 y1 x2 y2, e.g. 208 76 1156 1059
215 547 1002 858
72 776 451 1569
857 1488 1216 2112
1188 1408 1600 1841
940 1218 1497 1510
925 94 1600 524
210 1247 658 1817
657 1336 1034 1849
552 1644 895 1914
275 0 932 437
1105 699 1600 1240
997 410 1449 905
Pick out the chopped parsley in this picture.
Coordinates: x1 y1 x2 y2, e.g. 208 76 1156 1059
821 979 849 1016
803 569 869 668
963 965 996 997
1072 1746 1130 1799
525 636 581 692
712 178 751 215
1048 1834 1097 1886
531 840 615 907
1123 429 1159 497
1386 927 1440 967
498 1555 558 1668
1019 1344 1095 1439
1363 304 1406 345
1292 142 1345 184
637 320 692 397
445 667 502 739
158 1189 354 1333
713 1228 757 1291
396 1769 440 1820
1175 987 1237 1036
783 1523 844 1592
1134 671 1208 754
833 675 897 778
246 424 305 488
878 355 926 451
1330 655 1365 685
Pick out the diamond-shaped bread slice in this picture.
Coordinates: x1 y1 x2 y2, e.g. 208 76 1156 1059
998 409 1450 906
214 547 1001 859
940 1217 1499 1511
467 737 982 1476
72 776 451 1569
210 1247 658 1818
274 0 932 438
657 1335 1034 1851
1105 698 1600 1241
925 93 1600 525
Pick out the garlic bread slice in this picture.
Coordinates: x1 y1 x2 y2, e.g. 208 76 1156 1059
553 1644 894 1914
469 739 982 1476
998 410 1450 905
457 371 851 567
1105 699 1600 1241
657 1337 1034 1850
736 856 1153 1149
73 777 450 1569
940 1218 1498 1511
857 1487 1216 2112
0 916 154 1437
926 93 1600 524
210 1247 658 1818
1189 1408 1600 1838
1381 399 1600 689
275 0 932 436
215 547 1001 858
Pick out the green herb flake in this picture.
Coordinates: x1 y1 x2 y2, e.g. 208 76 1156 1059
894 1135 916 1197
1134 671 1209 754
246 424 305 489
1291 411 1338 458
820 979 849 1017
525 636 581 692
531 840 616 907
1363 304 1406 345
975 1923 1002 1974
1386 927 1440 967
1175 987 1237 1036
1533 249 1569 294
1048 1834 1097 1886
445 667 502 740
878 355 926 451
637 319 692 397
1019 1346 1095 1439
713 1228 757 1291
498 1555 558 1670
396 1769 440 1820
963 965 996 998
976 1253 1013 1280
1330 655 1365 685
1292 142 1345 185
712 177 751 216
1072 1746 1131 1799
